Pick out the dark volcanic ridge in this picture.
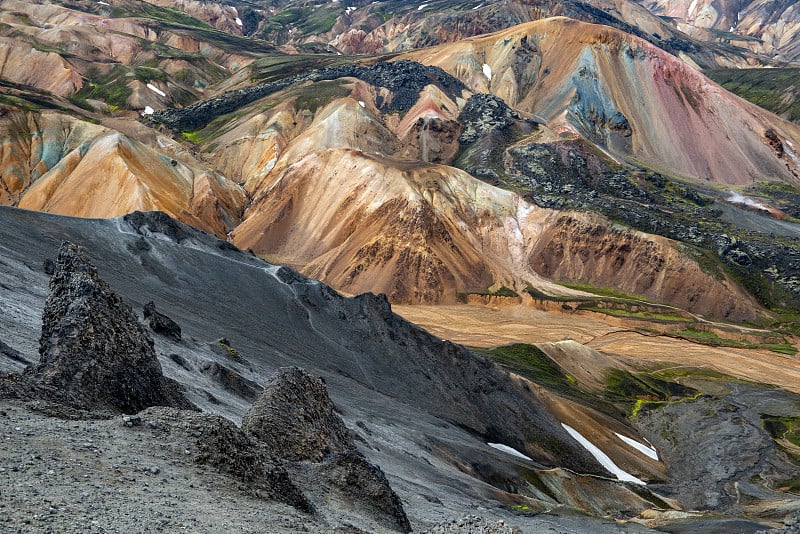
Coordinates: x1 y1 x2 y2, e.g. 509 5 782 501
151 60 467 131
0 240 409 530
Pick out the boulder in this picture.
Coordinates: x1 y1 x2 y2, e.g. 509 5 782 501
200 361 263 401
143 301 182 341
242 366 355 462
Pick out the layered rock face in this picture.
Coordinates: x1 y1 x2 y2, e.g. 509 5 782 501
25 241 191 413
0 108 246 238
191 411 312 512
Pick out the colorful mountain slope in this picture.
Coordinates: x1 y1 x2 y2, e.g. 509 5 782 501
402 17 800 186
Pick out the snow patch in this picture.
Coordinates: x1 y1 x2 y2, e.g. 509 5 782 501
358 100 366 108
141 106 155 116
727 191 770 212
561 424 646 485
97 1 109 5
688 0 699 16
482 63 492 81
146 83 166 97
418 4 429 11
473 4 483 9
346 6 357 15
615 433 659 461
487 443 532 461
235 18 243 26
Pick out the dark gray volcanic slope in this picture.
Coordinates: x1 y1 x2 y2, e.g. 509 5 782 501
0 206 652 532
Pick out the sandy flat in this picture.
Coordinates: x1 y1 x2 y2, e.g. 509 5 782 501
394 304 619 347
395 304 800 394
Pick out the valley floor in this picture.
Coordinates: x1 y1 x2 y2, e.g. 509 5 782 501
395 304 800 394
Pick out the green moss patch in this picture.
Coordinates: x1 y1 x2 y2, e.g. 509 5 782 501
762 416 800 448
604 369 699 418
72 65 133 109
482 343 581 398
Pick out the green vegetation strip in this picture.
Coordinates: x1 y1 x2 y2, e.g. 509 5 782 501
665 327 797 355
529 282 694 323
706 68 800 122
578 306 693 322
457 286 519 302
482 344 580 397
604 369 700 418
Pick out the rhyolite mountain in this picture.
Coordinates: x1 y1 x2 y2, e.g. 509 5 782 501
635 0 800 62
1 0 799 313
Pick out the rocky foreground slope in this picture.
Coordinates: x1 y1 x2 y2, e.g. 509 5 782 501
0 208 798 532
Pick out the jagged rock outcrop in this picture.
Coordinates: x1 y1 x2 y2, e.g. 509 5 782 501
458 93 522 144
124 211 194 243
243 367 412 533
318 451 413 533
25 241 191 414
242 367 356 462
143 301 182 341
190 411 312 512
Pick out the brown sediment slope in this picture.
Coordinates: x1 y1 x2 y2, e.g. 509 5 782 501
401 17 800 186
528 213 759 320
230 124 759 320
0 37 82 96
